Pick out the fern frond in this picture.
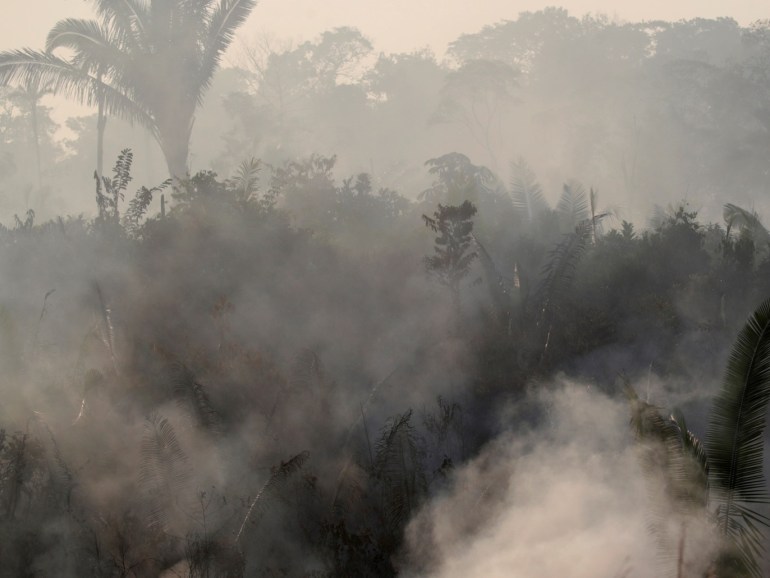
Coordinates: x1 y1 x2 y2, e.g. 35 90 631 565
140 414 191 530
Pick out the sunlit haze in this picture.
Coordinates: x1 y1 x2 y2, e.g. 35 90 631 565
3 1 770 576
2 1 768 55
1 1 766 122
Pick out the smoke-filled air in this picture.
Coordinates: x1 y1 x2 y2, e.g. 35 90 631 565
2 1 770 577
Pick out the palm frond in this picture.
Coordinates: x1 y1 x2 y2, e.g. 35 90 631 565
373 410 426 530
509 157 548 222
707 298 770 577
235 451 310 543
230 156 261 200
46 18 126 74
626 386 711 576
628 391 710 515
724 203 769 245
0 48 153 129
199 0 257 102
536 220 591 325
556 180 589 231
93 0 150 50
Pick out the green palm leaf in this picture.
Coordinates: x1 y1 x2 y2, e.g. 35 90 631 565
707 298 770 577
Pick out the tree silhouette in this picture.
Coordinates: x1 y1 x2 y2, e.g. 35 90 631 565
0 0 257 180
422 200 478 304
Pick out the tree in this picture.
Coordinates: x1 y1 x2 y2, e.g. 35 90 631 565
432 59 518 171
422 200 478 304
228 27 373 164
0 0 257 180
8 78 54 189
0 82 62 214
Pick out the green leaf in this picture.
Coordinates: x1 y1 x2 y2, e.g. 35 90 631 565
707 298 770 577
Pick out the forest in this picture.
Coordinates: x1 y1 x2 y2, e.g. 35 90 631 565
0 2 770 577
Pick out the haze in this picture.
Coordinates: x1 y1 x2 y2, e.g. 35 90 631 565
2 1 770 577
2 1 766 54
2 0 765 123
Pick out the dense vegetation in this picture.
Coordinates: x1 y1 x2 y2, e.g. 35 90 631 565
2 4 770 578
0 146 768 576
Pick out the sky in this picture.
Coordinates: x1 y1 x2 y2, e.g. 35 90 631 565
0 0 766 121
1 0 766 56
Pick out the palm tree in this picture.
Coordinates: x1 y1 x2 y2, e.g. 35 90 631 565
0 0 257 180
8 78 54 189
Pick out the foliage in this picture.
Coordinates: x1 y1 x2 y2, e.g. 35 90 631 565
627 387 710 573
371 410 427 548
422 200 478 299
629 298 770 577
556 180 590 231
421 152 498 203
509 157 548 223
140 414 192 532
0 0 258 177
8 10 770 577
707 299 770 577
94 148 171 237
235 451 311 544
536 220 592 354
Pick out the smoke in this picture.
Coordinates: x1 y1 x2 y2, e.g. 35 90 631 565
402 382 717 578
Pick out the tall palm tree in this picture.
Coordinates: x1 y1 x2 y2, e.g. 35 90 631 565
0 0 257 180
8 78 54 189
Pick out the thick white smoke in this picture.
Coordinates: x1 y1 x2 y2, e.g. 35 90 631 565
403 382 716 578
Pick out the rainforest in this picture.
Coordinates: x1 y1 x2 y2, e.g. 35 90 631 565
0 2 770 577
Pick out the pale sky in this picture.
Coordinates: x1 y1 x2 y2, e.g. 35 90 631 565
0 0 766 121
1 0 766 56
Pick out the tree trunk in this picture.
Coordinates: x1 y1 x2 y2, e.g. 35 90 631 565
162 140 190 183
96 96 106 182
156 109 193 182
30 95 41 190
